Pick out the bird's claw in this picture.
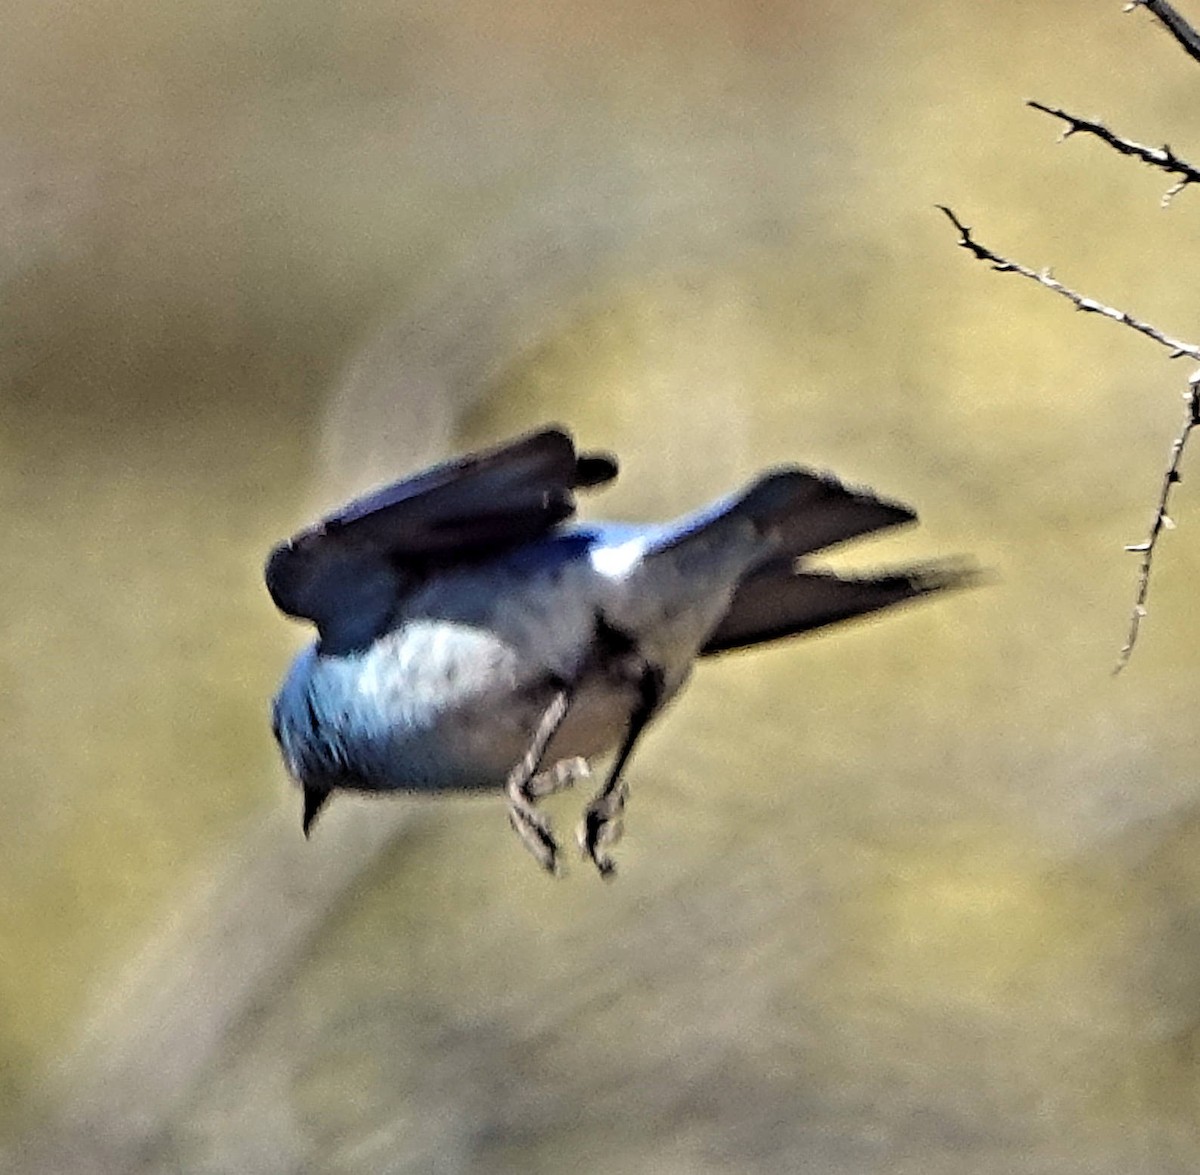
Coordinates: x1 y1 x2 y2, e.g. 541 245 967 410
503 688 572 875
507 801 561 875
579 790 626 878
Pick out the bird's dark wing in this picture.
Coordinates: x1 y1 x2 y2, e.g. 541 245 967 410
700 561 976 656
318 426 617 559
265 427 617 630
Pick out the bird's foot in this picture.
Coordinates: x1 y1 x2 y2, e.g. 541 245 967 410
503 688 572 875
507 797 561 875
578 783 627 878
528 756 590 799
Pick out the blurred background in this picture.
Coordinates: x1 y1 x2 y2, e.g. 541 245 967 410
6 0 1200 1171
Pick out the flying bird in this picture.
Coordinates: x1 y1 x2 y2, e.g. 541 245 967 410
267 426 971 876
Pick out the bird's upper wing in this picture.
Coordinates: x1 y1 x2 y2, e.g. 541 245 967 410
316 426 617 560
265 427 618 627
268 429 614 580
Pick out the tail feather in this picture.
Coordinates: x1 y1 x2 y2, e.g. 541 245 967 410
700 560 978 656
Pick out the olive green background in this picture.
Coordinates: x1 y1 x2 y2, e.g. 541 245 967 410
6 1 1200 1171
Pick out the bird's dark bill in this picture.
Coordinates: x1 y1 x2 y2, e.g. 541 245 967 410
302 784 331 837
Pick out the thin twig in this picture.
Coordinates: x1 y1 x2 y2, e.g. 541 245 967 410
1027 100 1200 205
1115 377 1200 671
938 205 1200 359
939 205 1200 668
1125 0 1200 67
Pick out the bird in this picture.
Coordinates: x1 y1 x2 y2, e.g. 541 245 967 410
266 425 973 876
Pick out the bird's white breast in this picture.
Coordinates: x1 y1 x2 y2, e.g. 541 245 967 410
356 619 521 728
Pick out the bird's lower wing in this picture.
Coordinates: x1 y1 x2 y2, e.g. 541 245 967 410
700 561 976 656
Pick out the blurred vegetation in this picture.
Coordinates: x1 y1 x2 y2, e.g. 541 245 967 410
5 1 1200 1171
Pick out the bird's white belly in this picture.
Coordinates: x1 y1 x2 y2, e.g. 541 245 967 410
315 616 667 792
358 620 520 723
345 620 524 788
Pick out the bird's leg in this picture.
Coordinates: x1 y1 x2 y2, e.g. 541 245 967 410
505 688 572 874
580 663 665 878
528 756 590 799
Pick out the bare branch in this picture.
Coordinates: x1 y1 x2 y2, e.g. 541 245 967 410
939 205 1200 668
938 205 1200 359
1125 0 1200 67
1027 100 1200 205
1115 376 1200 671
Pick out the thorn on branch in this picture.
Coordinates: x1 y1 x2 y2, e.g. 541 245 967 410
939 205 1200 671
1115 379 1200 672
1027 99 1200 206
937 205 1200 360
